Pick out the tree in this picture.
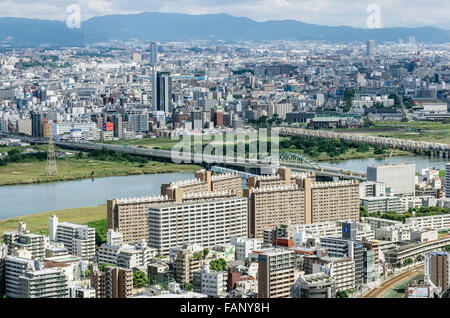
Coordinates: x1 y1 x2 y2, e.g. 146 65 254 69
133 270 149 288
182 282 193 291
210 258 227 271
203 248 209 259
336 290 348 298
415 255 424 262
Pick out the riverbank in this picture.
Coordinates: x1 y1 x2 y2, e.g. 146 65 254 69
0 205 106 236
0 158 200 186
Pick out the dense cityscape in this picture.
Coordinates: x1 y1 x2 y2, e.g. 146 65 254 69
0 3 450 304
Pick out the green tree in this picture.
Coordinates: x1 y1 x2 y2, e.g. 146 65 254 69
133 270 149 287
182 282 193 291
336 290 348 298
210 258 227 271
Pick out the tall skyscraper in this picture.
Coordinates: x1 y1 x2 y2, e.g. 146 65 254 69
156 71 173 114
31 111 42 137
445 163 450 198
367 40 375 56
150 42 158 112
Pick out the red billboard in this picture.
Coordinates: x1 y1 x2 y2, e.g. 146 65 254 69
102 123 114 131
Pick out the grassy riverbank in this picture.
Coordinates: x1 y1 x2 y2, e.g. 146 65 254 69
0 205 106 237
0 158 200 186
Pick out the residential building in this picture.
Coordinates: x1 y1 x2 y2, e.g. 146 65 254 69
148 196 248 256
425 251 450 294
3 222 46 260
291 272 335 298
231 237 262 261
193 265 227 297
257 248 295 298
18 268 69 298
49 216 95 259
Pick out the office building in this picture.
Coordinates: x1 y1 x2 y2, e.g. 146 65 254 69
49 216 96 259
291 272 335 298
367 164 415 196
258 248 295 298
425 251 450 294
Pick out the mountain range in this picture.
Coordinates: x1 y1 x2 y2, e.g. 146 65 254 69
0 12 449 47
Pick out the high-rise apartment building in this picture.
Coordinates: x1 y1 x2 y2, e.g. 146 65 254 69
108 170 243 245
3 222 46 260
425 251 450 294
445 163 450 198
174 244 205 283
90 265 133 298
18 268 69 298
49 216 96 259
4 255 38 298
31 111 42 137
113 114 123 139
148 196 248 256
246 168 359 238
258 248 295 298
156 71 173 114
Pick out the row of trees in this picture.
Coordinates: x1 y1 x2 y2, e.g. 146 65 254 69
280 135 387 158
85 147 149 164
0 148 48 166
361 206 450 223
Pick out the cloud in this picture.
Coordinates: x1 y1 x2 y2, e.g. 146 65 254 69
0 0 448 29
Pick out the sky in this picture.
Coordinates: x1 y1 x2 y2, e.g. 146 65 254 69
0 0 449 29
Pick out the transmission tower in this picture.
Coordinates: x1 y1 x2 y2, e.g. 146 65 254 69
45 130 58 176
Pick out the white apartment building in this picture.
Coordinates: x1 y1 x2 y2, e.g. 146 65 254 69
148 197 248 256
359 181 386 197
321 257 356 292
49 215 96 259
193 265 227 297
98 233 158 270
5 255 38 298
405 213 450 231
231 237 262 261
360 196 407 214
18 268 69 298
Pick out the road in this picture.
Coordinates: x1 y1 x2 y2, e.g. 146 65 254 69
363 264 424 298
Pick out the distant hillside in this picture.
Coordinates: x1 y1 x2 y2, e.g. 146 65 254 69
0 12 449 47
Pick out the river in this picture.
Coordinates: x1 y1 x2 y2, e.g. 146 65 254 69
1 155 449 220
0 172 194 220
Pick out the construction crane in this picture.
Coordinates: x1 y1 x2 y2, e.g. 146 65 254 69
386 140 397 165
